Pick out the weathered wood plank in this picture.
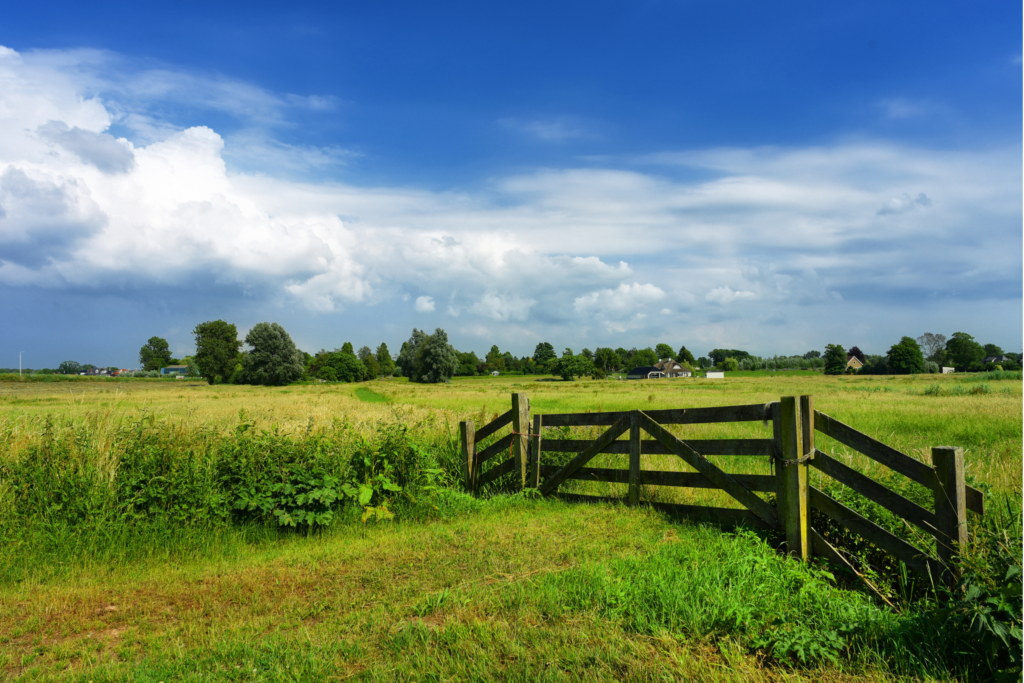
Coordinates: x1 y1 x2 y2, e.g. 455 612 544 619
810 527 895 607
460 420 475 493
932 446 967 585
553 493 772 530
540 438 775 456
809 487 940 578
814 410 936 489
812 449 941 537
528 414 542 489
540 403 774 427
777 396 809 559
539 465 776 491
637 411 780 530
511 393 529 490
476 457 516 488
966 485 984 515
475 434 514 465
628 412 641 506
539 417 629 495
473 409 513 443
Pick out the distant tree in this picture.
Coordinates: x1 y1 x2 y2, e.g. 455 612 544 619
455 350 480 376
185 356 200 378
886 337 925 375
240 322 304 386
554 354 594 381
362 354 380 380
396 330 428 378
676 346 696 364
916 332 947 362
594 347 621 372
562 347 574 358
709 349 750 365
318 366 338 381
310 348 365 382
655 343 675 360
357 345 373 360
696 356 710 369
847 346 866 363
139 336 173 371
415 328 459 383
722 357 740 372
375 343 396 376
341 342 354 355
632 348 659 367
983 343 1004 357
485 345 506 373
57 360 81 375
193 320 242 385
823 344 847 375
533 342 557 366
802 350 821 360
580 348 594 362
946 332 985 372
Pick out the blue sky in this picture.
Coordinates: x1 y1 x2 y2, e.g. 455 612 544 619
0 1 1020 367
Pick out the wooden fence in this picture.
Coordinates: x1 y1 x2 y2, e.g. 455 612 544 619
460 393 984 585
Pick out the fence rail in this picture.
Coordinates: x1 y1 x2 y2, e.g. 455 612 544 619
459 392 984 588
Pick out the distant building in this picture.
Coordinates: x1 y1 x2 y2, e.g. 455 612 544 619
490 370 500 376
983 355 1009 365
627 366 663 380
705 371 725 379
846 356 864 370
654 359 691 377
942 367 955 374
161 365 188 375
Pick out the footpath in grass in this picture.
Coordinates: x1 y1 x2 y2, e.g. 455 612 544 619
0 496 961 683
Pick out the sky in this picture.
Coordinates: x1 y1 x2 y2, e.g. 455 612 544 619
0 0 1020 368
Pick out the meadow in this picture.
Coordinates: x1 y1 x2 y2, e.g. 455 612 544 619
0 372 1020 681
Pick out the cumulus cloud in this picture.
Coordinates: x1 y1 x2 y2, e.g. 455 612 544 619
0 44 1019 355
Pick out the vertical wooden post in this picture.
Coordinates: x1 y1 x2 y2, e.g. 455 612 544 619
511 393 529 491
932 446 967 585
529 414 542 488
799 395 814 557
628 410 641 506
777 396 808 560
459 420 476 494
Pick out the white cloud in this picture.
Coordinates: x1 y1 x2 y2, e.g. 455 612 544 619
497 117 589 142
414 295 435 312
877 192 932 216
705 286 757 306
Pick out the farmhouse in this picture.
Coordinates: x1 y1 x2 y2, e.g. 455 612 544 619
846 355 864 370
627 366 663 380
983 355 1009 365
654 359 691 377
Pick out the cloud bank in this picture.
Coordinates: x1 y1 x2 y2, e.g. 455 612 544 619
0 45 1020 356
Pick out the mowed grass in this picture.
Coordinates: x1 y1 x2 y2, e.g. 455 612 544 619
1 496 939 682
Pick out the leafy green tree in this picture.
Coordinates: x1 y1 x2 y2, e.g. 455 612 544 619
455 350 480 376
554 354 595 380
632 348 658 367
357 345 373 360
485 345 506 373
318 366 338 381
823 344 847 375
594 347 621 372
533 342 556 366
946 332 985 372
655 343 674 360
847 346 866 364
722 357 739 372
341 342 354 355
185 356 200 378
414 328 459 383
240 322 304 386
580 348 594 362
983 343 1004 357
139 336 173 371
396 329 428 378
696 356 710 369
886 337 925 375
375 343 396 376
362 354 380 380
709 348 750 366
58 360 81 375
676 346 696 364
310 348 365 382
916 333 947 362
802 350 821 360
193 320 242 385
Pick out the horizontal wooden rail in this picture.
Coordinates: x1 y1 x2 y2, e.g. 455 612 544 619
540 438 775 456
474 409 513 443
809 487 940 578
811 449 941 538
476 434 514 465
477 457 516 488
540 403 775 427
554 493 772 530
539 417 629 495
539 465 776 492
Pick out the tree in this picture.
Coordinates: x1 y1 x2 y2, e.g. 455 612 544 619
362 354 380 380
676 346 696 364
357 345 373 360
886 336 925 375
823 344 846 375
310 348 364 382
139 336 173 371
193 320 242 385
696 356 710 369
722 357 739 372
185 356 200 378
341 342 354 355
485 345 506 373
554 353 594 381
396 330 428 378
802 350 821 360
847 346 866 364
414 328 459 383
376 343 396 376
916 333 947 361
455 350 480 376
709 349 750 366
946 332 985 372
240 322 304 386
594 347 621 372
580 348 594 362
632 348 658 367
533 342 556 366
655 343 675 360
983 343 1004 357
58 360 81 375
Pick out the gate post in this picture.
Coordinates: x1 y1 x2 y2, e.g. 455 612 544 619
528 414 542 488
777 396 809 560
628 411 641 505
460 420 476 494
932 446 967 586
512 393 529 491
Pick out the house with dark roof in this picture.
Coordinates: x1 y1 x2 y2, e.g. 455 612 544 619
983 355 1009 365
627 366 662 380
654 359 691 377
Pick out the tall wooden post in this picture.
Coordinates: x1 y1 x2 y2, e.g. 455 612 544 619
777 396 809 560
459 420 476 494
528 414 542 488
628 411 641 506
932 446 967 585
511 393 529 491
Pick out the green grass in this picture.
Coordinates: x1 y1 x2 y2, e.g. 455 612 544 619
354 386 389 403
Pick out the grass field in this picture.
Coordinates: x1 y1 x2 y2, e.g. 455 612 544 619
0 372 1021 681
